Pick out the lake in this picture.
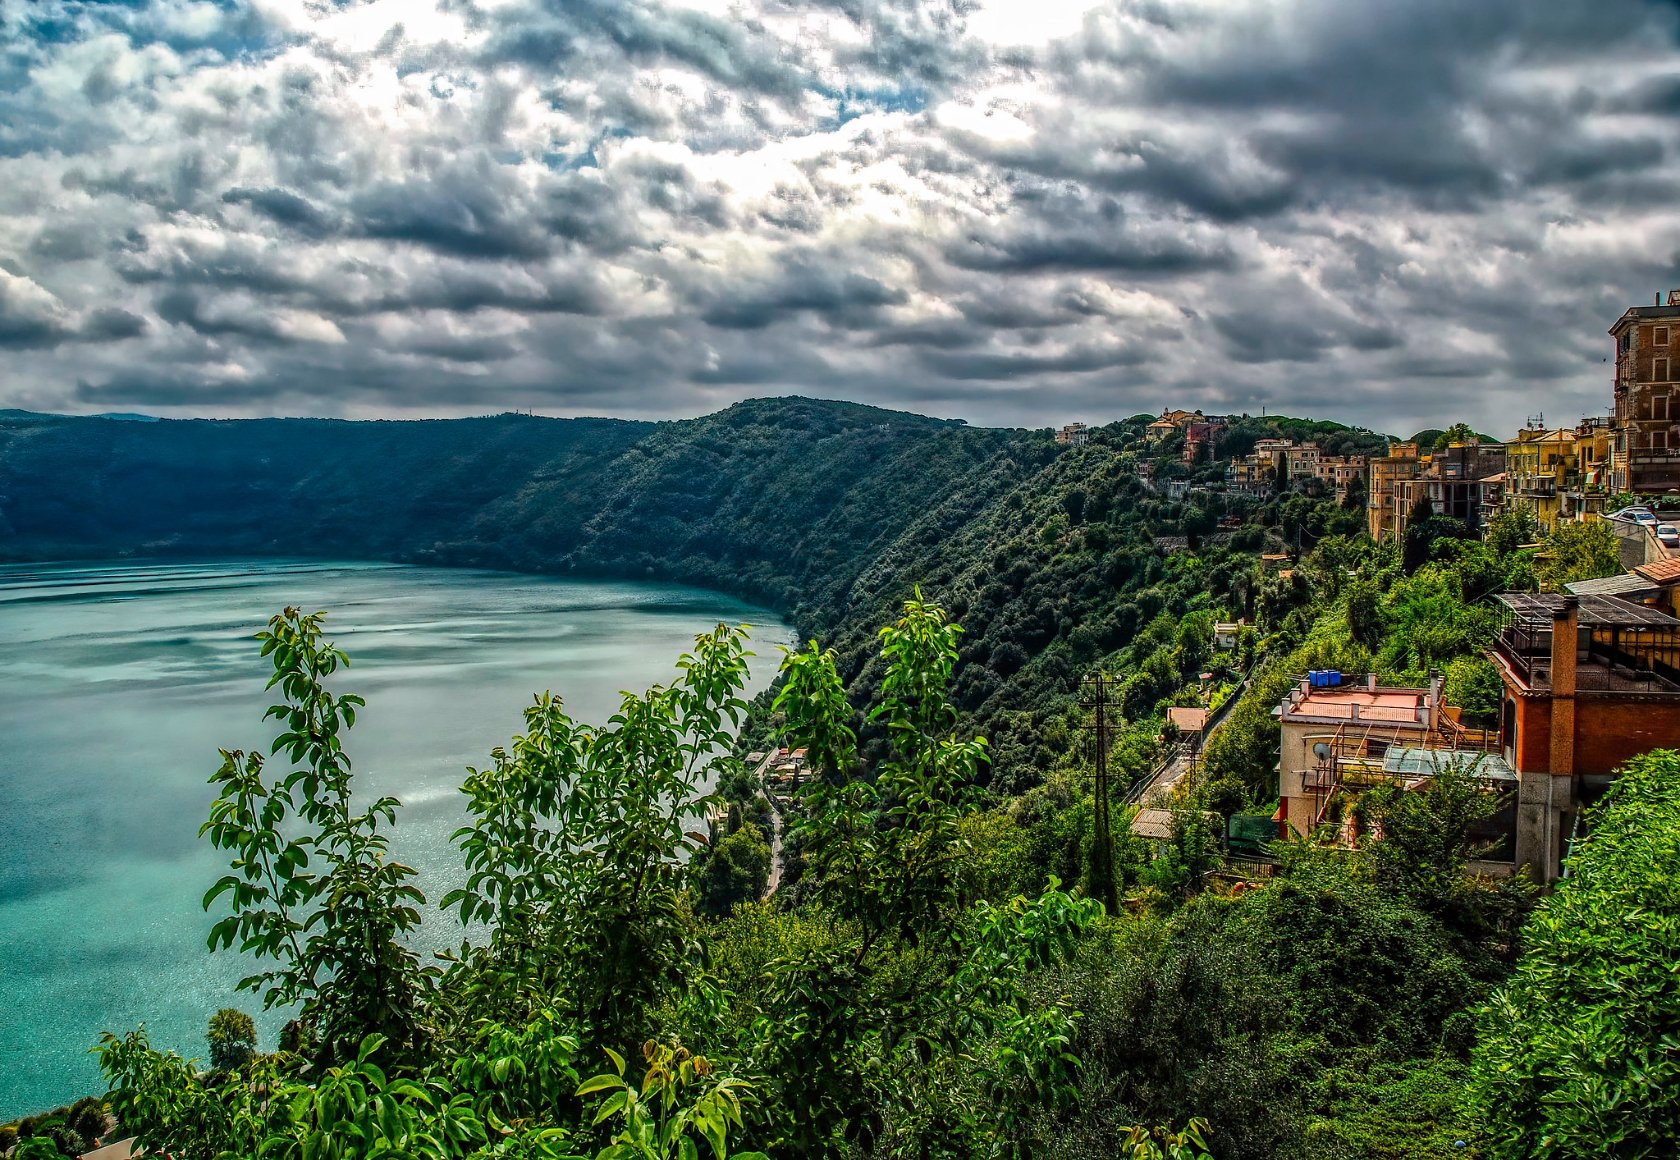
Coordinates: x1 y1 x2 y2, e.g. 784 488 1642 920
0 560 793 1118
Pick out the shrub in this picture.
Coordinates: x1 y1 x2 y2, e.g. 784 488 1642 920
1466 750 1680 1157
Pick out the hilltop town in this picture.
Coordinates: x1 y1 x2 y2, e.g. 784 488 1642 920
1077 296 1680 889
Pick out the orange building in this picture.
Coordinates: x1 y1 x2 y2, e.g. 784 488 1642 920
1489 593 1680 880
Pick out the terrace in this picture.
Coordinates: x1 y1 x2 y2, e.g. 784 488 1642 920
1493 593 1680 694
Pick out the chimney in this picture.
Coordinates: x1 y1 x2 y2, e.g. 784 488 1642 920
1548 597 1579 776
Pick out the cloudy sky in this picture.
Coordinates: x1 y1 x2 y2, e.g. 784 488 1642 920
2 0 1678 435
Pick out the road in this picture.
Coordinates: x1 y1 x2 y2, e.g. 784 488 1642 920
745 745 788 897
1124 662 1254 808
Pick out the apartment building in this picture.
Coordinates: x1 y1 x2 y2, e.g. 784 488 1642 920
1401 440 1508 535
1505 427 1577 532
1610 295 1680 493
1367 442 1423 539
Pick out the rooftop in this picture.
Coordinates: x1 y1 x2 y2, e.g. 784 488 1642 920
1380 747 1517 784
1278 682 1435 726
1635 557 1680 585
1611 304 1680 331
1564 573 1662 600
1168 707 1208 733
1493 593 1680 694
1496 592 1680 629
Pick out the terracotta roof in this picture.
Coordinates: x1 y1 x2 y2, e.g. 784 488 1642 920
1635 557 1680 584
1168 707 1208 733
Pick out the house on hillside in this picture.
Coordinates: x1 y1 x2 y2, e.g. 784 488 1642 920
1183 420 1224 464
1147 408 1198 439
1273 671 1515 862
1167 706 1208 747
1488 592 1680 880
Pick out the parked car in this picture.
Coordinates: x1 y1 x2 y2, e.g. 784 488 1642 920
1658 523 1680 549
1609 506 1659 525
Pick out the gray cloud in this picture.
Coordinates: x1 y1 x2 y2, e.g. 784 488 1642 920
2 0 1679 436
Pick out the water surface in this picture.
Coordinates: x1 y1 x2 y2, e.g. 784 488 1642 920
0 560 791 1118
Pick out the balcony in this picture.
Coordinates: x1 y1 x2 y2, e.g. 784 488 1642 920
1493 594 1680 694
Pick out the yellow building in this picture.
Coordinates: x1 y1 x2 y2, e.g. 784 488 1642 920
1367 442 1422 540
1505 428 1577 532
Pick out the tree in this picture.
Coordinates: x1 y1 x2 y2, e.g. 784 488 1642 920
1432 423 1478 452
201 608 431 1067
1404 510 1470 575
1346 579 1384 652
444 622 755 1052
1442 656 1501 725
1486 509 1539 556
207 1008 257 1072
1467 750 1680 1157
1535 519 1621 590
697 822 772 916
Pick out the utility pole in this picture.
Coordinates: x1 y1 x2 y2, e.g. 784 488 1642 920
1080 671 1120 915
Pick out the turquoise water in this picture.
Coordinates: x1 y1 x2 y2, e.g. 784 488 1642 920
0 560 792 1119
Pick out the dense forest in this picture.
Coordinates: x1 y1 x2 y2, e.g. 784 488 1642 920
1 400 1672 1158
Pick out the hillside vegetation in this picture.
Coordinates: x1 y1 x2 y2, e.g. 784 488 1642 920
7 398 1669 1158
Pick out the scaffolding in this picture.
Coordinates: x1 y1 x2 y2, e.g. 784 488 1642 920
1302 716 1504 831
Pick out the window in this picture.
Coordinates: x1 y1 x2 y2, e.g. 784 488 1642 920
1658 358 1672 382
1657 326 1671 347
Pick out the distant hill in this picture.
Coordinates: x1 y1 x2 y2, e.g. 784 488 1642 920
0 397 1015 613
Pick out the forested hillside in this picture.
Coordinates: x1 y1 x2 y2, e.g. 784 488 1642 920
8 398 1675 1159
0 400 1363 787
0 400 1010 616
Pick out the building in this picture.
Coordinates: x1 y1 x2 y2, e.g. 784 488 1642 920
1316 455 1369 501
1167 706 1208 744
1055 422 1089 446
1504 426 1578 532
1225 453 1274 494
1183 419 1224 464
1562 416 1616 520
1397 439 1507 536
1489 592 1680 880
1285 443 1322 480
1367 442 1423 539
1610 294 1680 492
1273 672 1513 855
1147 408 1199 439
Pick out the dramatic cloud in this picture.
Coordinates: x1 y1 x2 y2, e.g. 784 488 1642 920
2 0 1679 434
